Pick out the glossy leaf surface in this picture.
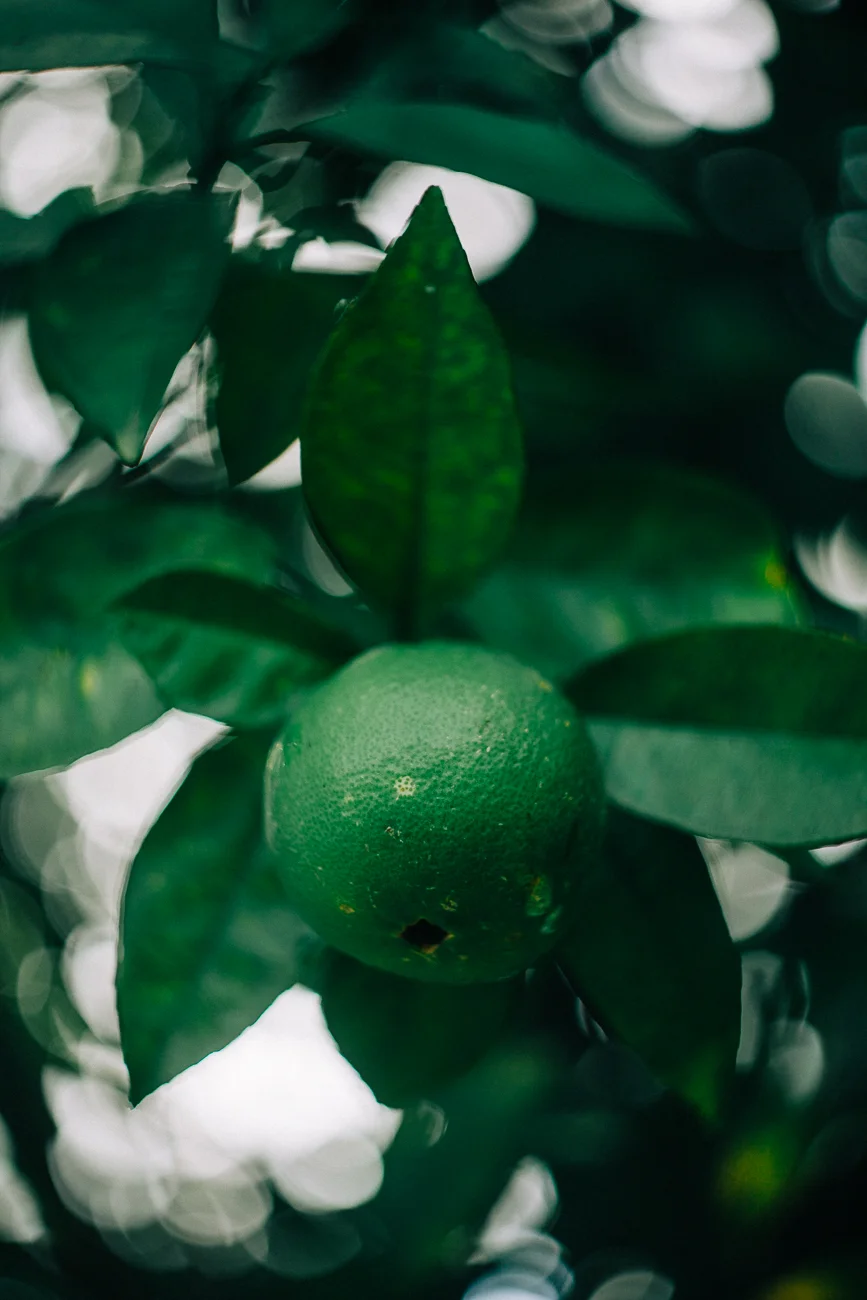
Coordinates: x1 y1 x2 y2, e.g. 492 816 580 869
302 187 524 627
570 626 867 846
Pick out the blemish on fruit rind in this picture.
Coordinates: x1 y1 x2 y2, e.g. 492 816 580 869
537 677 554 693
441 896 458 912
525 875 552 917
394 775 417 798
338 903 355 914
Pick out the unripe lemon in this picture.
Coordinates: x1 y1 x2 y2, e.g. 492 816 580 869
264 642 604 983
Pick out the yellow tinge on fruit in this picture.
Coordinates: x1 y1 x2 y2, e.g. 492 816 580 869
264 641 605 983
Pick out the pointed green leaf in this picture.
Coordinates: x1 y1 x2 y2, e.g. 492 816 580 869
302 187 524 628
463 464 802 681
211 262 359 485
318 949 521 1108
557 810 741 1121
117 734 315 1104
116 569 357 726
569 626 867 846
30 191 232 463
0 0 218 72
303 104 692 233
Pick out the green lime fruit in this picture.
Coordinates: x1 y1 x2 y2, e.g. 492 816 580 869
264 641 604 983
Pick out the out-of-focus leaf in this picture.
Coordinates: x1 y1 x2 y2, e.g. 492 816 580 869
0 624 161 778
302 187 524 630
242 0 353 61
569 627 867 846
557 810 741 1122
124 66 211 185
0 0 218 72
302 104 693 233
462 464 802 681
0 491 278 617
117 734 315 1105
30 190 232 463
318 949 522 1107
0 492 279 773
0 190 93 268
117 569 357 726
376 1037 558 1275
211 261 360 485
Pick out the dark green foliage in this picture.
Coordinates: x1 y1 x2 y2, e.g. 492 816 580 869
302 187 524 630
317 950 523 1107
30 190 232 463
117 569 358 726
117 734 316 1105
570 627 867 845
558 811 741 1122
0 492 279 773
463 463 802 680
211 261 359 485
0 0 218 72
303 105 693 234
4 5 867 1299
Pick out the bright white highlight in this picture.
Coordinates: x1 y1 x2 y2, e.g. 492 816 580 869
357 162 536 282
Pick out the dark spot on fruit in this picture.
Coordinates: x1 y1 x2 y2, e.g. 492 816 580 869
400 918 452 955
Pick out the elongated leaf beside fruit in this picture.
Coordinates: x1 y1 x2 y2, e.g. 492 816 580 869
30 190 232 463
302 186 524 629
569 626 867 846
117 735 316 1105
302 104 693 234
558 810 741 1121
116 569 358 727
463 463 802 681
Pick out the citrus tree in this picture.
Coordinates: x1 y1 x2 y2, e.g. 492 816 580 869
3 3 867 1300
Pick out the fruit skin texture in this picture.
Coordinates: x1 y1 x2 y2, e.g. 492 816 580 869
264 641 604 984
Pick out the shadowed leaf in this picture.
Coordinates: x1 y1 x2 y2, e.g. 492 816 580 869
117 734 315 1104
570 626 867 846
30 190 231 463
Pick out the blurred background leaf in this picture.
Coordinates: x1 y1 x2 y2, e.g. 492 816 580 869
303 104 693 234
570 627 867 845
211 260 361 486
117 569 357 727
0 0 219 73
461 462 802 680
557 809 741 1121
117 732 316 1105
317 949 523 1108
29 190 232 463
